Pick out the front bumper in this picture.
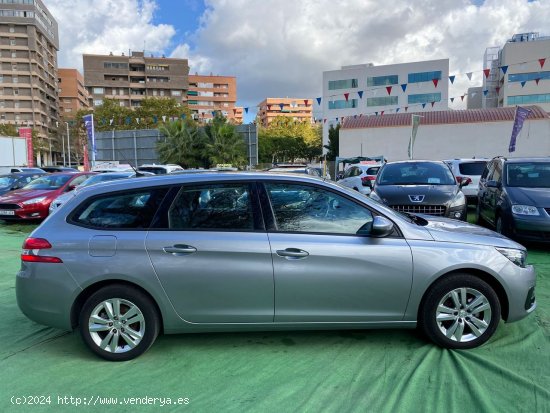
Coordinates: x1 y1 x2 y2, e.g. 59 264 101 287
510 212 550 243
503 262 537 323
0 203 49 220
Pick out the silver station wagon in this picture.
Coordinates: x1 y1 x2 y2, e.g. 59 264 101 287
16 173 536 361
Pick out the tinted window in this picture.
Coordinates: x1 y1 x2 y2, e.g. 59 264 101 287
458 162 488 176
71 188 168 229
168 184 253 230
68 175 91 189
265 183 373 234
0 177 15 187
506 162 550 188
366 167 380 175
23 174 72 190
378 162 455 185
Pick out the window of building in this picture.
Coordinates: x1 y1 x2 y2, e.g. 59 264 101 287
407 93 441 104
103 62 129 70
152 89 158 96
0 101 4 108
171 90 181 96
64 108 71 112
9 39 16 46
146 64 169 71
367 75 398 87
12 64 17 71
11 52 16 58
367 96 398 107
9 26 14 33
13 88 18 95
93 99 103 106
119 101 125 107
328 79 358 90
508 71 550 83
198 82 213 88
188 100 198 105
0 75 3 83
187 90 198 96
159 90 165 96
13 76 17 83
408 71 442 84
507 93 550 105
328 99 358 109
93 87 104 94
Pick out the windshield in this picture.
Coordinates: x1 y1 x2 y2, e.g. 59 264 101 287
506 162 550 188
378 162 455 185
0 177 16 187
22 175 71 190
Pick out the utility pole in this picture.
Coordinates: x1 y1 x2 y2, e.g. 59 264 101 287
66 122 71 168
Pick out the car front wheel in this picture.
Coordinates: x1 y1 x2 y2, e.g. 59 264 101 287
420 274 501 349
79 285 160 361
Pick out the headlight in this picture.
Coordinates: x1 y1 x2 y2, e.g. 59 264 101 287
449 192 466 208
369 191 382 202
22 196 47 205
511 205 540 216
496 247 527 268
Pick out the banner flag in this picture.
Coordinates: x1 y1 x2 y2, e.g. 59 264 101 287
508 106 531 153
408 114 421 159
82 113 96 169
449 75 455 84
18 127 33 167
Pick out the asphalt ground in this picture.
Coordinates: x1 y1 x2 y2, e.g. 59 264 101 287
0 218 549 413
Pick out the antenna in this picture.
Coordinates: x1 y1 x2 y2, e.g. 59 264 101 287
114 148 147 177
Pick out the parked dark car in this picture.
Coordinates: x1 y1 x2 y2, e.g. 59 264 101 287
369 160 469 220
477 156 550 243
0 172 95 220
41 166 79 173
0 172 46 196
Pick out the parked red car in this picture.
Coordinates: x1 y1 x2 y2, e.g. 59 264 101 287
0 172 95 220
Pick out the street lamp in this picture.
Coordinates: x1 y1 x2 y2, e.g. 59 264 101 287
65 122 71 168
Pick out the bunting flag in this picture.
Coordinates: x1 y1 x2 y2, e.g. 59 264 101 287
450 97 455 103
380 111 384 116
483 69 490 78
267 104 272 110
233 108 237 115
344 93 350 101
535 78 541 85
278 103 284 111
336 117 339 122
316 97 322 105
100 118 106 125
153 116 158 124
385 86 392 95
374 112 378 116
539 58 546 68
521 81 526 88
136 118 140 124
432 79 439 87
496 86 500 94
401 84 407 92
304 99 309 106
500 65 508 75
461 95 465 101
323 119 327 123
357 91 363 99
211 111 216 117
404 106 408 112
245 107 249 113
466 72 473 81
430 102 435 107
162 115 166 122
483 89 488 96
422 103 426 109
109 118 114 126
509 106 532 153
354 115 357 119
396 108 400 113
449 75 455 84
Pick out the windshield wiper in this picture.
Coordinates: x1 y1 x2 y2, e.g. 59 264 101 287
401 211 429 226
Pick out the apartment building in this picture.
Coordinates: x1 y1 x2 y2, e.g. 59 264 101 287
257 97 313 127
58 68 90 119
0 0 59 145
83 51 189 109
188 74 242 124
322 59 449 149
481 32 550 111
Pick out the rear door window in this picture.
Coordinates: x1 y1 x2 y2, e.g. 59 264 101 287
458 162 487 176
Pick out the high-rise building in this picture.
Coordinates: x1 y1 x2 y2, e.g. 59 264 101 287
322 59 449 149
58 68 90 119
257 97 313 127
83 51 189 109
0 0 59 163
188 74 242 124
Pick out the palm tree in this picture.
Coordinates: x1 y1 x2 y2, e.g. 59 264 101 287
204 115 247 167
158 120 207 168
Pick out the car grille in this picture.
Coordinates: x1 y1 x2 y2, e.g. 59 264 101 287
390 205 446 216
0 203 21 210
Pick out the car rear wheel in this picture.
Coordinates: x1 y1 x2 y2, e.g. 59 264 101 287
79 285 160 361
420 274 501 349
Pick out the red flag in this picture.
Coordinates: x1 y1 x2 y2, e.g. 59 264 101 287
267 104 271 110
386 86 392 95
483 69 490 78
432 79 439 87
535 78 541 85
380 111 384 116
431 101 435 107
304 99 309 106
344 93 349 101
496 86 500 94
233 108 237 115
539 58 546 69
461 95 465 101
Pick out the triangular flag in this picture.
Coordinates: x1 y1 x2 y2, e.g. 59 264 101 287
267 104 271 110
450 97 455 103
354 115 357 118
449 75 455 84
496 86 500 94
432 79 439 87
358 91 363 99
401 84 407 92
422 103 426 109
323 119 327 123
500 65 508 75
535 78 541 85
431 102 435 107
385 86 392 95
109 119 114 125
279 103 284 110
461 95 465 101
136 118 140 124
466 72 473 81
233 108 237 115
539 58 546 69
521 81 526 88
316 97 321 105
152 116 157 124
374 112 378 116
483 89 488 96
380 111 384 116
125 116 131 125
245 107 249 113
344 93 349 101
336 117 339 122
162 115 166 122
304 99 309 106
395 108 400 113
483 69 490 78
404 106 408 112
211 111 216 117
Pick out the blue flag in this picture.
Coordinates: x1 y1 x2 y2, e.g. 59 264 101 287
509 106 531 153
82 114 95 153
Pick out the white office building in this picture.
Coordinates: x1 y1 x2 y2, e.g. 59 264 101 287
322 59 449 149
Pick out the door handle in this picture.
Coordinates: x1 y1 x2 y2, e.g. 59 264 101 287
163 244 197 255
276 248 309 259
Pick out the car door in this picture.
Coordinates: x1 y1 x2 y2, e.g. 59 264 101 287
478 160 494 222
145 182 274 323
261 181 413 323
485 161 502 225
339 167 355 188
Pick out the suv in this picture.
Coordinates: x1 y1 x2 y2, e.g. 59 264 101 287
444 159 488 204
477 156 550 242
337 164 382 195
17 173 535 360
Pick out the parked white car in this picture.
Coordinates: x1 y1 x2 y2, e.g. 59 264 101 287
137 164 183 175
337 164 382 195
444 159 489 204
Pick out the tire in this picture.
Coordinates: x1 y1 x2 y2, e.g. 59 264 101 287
79 284 160 361
420 274 501 349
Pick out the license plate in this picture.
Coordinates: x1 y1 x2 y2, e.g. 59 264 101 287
0 210 15 216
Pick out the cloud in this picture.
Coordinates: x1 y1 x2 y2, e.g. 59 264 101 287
48 0 175 70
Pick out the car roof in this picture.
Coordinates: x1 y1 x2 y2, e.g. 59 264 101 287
498 157 550 163
0 172 45 177
385 160 446 165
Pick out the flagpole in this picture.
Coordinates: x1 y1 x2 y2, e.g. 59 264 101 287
91 114 96 168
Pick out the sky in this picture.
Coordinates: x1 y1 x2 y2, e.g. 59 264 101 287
47 0 550 123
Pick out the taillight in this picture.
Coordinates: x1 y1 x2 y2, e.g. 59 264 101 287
21 237 62 263
456 176 464 184
361 176 375 186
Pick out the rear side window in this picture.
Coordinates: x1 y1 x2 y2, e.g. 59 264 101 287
366 167 380 175
458 162 487 176
71 188 168 229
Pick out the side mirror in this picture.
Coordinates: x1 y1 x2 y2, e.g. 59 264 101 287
486 180 501 189
459 177 472 188
357 216 394 237
336 173 344 181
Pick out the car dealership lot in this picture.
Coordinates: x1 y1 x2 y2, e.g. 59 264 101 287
0 219 549 412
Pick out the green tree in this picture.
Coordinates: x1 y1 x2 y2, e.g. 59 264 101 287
157 119 208 168
204 114 247 167
0 124 18 136
324 124 340 161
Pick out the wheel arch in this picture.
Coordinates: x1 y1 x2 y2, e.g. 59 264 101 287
418 268 509 321
71 279 165 332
